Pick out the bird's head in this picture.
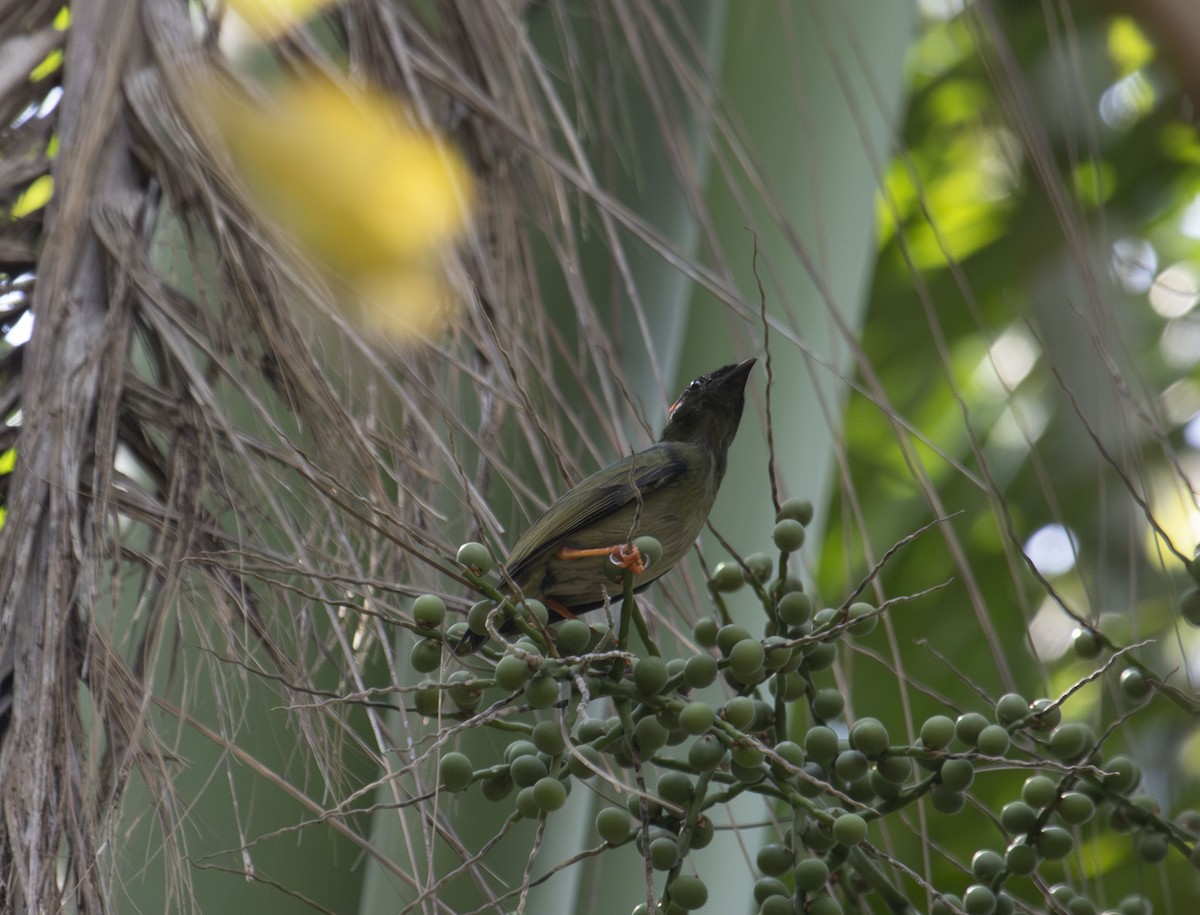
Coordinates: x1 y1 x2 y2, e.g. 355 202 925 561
659 358 755 470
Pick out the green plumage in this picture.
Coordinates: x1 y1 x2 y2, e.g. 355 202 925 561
460 358 754 651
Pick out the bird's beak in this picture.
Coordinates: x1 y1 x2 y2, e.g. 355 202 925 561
727 357 757 387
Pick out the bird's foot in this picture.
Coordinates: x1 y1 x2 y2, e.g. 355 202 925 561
554 543 647 576
608 542 646 575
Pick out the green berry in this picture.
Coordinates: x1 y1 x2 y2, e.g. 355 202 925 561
515 786 540 818
668 875 708 910
711 561 746 592
805 726 840 764
940 758 975 792
1134 830 1168 863
481 773 513 802
1004 840 1038 875
753 876 789 902
409 638 442 673
521 730 555 761
955 712 989 747
771 740 805 778
1071 626 1102 659
745 552 774 582
832 812 867 846
805 642 837 671
649 836 680 870
518 599 549 627
812 688 845 721
456 541 492 575
963 884 996 915
971 849 1005 882
656 771 694 806
1028 698 1061 730
777 590 813 625
813 607 839 628
690 815 715 850
567 744 603 779
596 807 632 844
777 497 814 525
1048 722 1094 763
771 671 807 701
447 670 481 710
759 896 793 915
1177 808 1200 835
930 784 965 814
875 753 912 785
466 599 495 636
679 701 715 735
412 594 447 629
756 842 793 876
834 750 869 782
633 656 670 695
717 624 753 655
1119 667 1152 700
414 686 440 717
723 696 756 730
1117 893 1153 915
932 896 962 915
1056 791 1095 825
509 754 548 788
531 720 565 756
1000 801 1038 834
920 715 956 750
1022 775 1058 808
1036 825 1075 859
846 601 877 635
524 673 560 709
438 752 474 792
633 536 663 569
793 856 829 891
729 639 767 681
634 716 669 755
773 518 806 552
849 717 889 758
684 653 718 688
808 894 843 915
762 636 794 670
532 776 566 812
976 724 1010 756
555 618 591 654
495 653 535 690
694 618 719 647
687 734 727 770
1049 885 1076 905
732 742 765 768
994 692 1029 726
1101 755 1141 793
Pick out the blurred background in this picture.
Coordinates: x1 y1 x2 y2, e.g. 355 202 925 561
2 0 1199 912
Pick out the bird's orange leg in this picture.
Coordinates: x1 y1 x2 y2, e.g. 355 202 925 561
555 543 647 575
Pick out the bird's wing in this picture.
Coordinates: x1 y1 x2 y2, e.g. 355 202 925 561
505 442 690 578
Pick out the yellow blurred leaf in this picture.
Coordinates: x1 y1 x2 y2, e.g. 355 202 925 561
225 0 339 39
12 175 54 218
201 77 473 340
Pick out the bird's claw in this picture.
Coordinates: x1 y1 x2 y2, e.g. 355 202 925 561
608 543 646 575
555 543 648 575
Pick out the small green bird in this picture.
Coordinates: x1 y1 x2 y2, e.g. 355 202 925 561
458 358 755 652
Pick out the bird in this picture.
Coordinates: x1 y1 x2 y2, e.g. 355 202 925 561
457 358 755 652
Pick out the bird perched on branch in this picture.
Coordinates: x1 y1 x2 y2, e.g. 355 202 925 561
457 358 755 652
